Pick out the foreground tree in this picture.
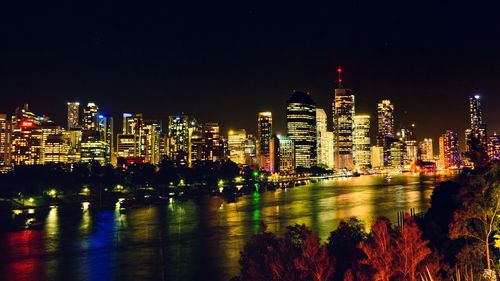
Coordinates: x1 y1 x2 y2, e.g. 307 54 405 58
239 223 333 281
393 214 432 281
358 217 395 281
449 163 500 274
327 217 367 281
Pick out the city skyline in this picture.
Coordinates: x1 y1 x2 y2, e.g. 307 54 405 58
0 86 497 155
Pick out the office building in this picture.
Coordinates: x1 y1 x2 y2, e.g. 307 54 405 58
419 138 433 161
377 100 395 167
487 133 500 161
228 129 246 165
287 91 317 168
257 112 272 171
82 103 99 131
67 102 80 129
439 129 460 169
353 115 371 170
332 69 355 170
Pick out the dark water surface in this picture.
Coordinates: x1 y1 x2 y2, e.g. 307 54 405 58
0 174 445 281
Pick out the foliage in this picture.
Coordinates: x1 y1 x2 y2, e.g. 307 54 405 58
239 223 333 281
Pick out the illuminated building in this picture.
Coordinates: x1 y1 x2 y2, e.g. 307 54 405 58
80 140 109 165
122 113 143 135
142 120 162 164
270 135 295 173
318 131 334 169
0 114 10 168
257 112 272 171
353 115 371 170
439 129 460 169
243 134 257 166
228 129 246 164
67 102 80 129
82 103 99 131
316 108 334 169
98 115 114 163
203 123 224 161
278 136 295 173
10 104 44 165
487 133 500 161
419 139 433 161
168 114 198 165
269 135 280 173
44 133 70 163
316 108 327 133
377 100 394 167
371 146 384 169
287 91 317 168
332 68 354 170
117 134 139 158
66 128 82 163
466 95 487 151
390 141 404 169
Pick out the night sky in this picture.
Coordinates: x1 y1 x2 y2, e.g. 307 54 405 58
1 1 499 149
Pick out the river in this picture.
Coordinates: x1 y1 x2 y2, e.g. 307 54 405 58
0 174 446 281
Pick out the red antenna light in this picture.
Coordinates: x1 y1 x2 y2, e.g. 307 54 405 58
337 66 343 87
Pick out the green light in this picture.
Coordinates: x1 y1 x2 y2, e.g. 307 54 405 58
252 171 259 178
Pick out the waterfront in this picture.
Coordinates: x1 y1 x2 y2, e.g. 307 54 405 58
0 174 445 281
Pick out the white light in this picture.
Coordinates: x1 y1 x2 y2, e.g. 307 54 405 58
474 95 480 99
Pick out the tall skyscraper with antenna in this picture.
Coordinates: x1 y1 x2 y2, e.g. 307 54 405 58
332 67 355 170
466 94 487 152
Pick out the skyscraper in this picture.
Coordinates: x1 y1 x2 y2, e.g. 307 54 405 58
487 133 500 161
257 112 272 171
269 135 295 173
439 129 460 169
243 134 257 166
82 103 99 131
10 104 44 165
419 138 433 161
0 114 10 168
332 68 354 170
168 114 197 165
316 108 334 168
67 102 80 129
142 120 162 164
466 94 487 151
353 115 371 170
202 123 224 161
228 129 246 165
316 108 328 133
287 91 317 168
377 100 395 166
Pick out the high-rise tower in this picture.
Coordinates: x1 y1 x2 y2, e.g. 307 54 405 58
67 102 80 129
287 91 317 168
257 112 272 171
332 67 354 170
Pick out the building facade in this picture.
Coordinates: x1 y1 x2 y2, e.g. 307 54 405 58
287 91 317 168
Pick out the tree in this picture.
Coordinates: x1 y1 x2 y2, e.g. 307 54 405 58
327 217 367 281
358 217 395 281
286 224 333 281
449 163 500 273
239 223 334 281
393 214 432 281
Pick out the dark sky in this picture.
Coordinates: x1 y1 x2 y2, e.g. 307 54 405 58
1 1 499 149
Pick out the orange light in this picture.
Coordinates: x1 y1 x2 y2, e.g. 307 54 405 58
21 121 34 128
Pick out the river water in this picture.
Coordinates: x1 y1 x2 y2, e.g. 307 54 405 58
0 174 446 281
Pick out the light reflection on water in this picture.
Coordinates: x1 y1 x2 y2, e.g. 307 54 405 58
0 174 446 281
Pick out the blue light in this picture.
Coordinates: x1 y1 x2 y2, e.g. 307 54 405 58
98 115 104 119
